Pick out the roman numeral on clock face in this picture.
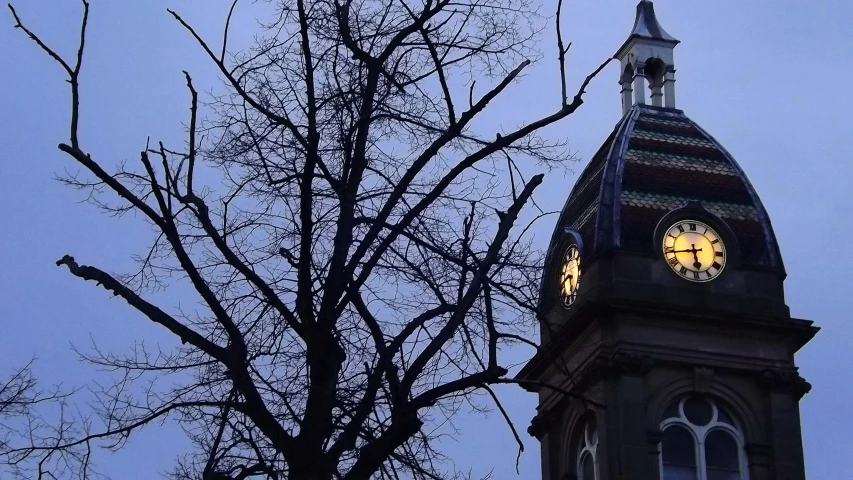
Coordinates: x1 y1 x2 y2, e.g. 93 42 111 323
662 220 726 282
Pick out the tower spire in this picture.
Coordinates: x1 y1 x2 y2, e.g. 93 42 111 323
629 0 679 43
615 1 679 115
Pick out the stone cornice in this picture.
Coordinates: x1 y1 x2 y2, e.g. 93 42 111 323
516 298 817 383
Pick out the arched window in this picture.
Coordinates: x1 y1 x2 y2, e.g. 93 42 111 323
659 397 748 480
576 416 599 480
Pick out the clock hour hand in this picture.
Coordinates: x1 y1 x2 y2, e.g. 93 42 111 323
565 274 574 291
689 243 702 269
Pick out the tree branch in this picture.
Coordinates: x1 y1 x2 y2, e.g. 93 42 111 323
402 174 544 393
54 255 227 360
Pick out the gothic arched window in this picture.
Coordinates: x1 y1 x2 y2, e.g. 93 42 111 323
577 417 599 480
659 397 748 480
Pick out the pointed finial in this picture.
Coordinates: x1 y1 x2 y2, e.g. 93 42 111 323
630 0 679 44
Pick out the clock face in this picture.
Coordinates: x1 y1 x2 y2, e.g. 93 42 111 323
662 220 726 282
560 244 581 306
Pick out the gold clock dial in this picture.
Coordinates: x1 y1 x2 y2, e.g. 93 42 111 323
560 245 581 306
662 220 726 282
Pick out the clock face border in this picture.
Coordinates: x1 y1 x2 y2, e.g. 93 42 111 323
558 243 581 307
662 219 727 283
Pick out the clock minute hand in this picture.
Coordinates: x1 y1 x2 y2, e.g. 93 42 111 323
671 248 703 254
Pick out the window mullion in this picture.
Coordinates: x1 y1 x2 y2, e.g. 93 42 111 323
592 444 599 480
696 425 708 480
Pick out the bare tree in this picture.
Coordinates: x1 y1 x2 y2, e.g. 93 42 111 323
0 363 39 450
5 0 608 478
0 361 75 476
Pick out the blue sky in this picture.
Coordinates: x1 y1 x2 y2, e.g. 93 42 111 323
1 0 851 478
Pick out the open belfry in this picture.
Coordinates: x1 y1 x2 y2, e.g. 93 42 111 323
516 2 817 479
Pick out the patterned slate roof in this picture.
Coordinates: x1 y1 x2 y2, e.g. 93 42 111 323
550 104 784 272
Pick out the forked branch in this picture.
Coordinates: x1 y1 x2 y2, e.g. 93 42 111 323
8 0 89 148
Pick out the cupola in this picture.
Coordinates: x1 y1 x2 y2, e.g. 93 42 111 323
616 0 680 114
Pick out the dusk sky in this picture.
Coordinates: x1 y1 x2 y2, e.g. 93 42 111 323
1 1 851 478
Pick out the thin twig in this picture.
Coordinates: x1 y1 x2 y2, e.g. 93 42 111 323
182 71 198 196
556 0 569 106
221 0 240 62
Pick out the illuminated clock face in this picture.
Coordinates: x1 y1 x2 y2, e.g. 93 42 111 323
662 220 727 282
560 245 581 306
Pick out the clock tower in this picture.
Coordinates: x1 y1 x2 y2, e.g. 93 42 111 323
516 2 817 480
